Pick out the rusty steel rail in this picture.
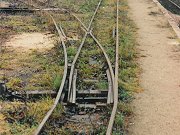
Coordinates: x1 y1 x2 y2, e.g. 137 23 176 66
106 0 119 134
72 14 115 82
71 14 115 104
70 1 118 134
34 14 68 135
67 0 103 102
20 0 118 134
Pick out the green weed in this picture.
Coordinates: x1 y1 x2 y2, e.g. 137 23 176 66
53 75 62 91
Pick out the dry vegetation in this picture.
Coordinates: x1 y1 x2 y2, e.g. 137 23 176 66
0 0 139 134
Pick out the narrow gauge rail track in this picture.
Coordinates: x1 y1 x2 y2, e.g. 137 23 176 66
4 0 119 134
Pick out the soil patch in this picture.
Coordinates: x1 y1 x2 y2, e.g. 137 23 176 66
4 33 55 52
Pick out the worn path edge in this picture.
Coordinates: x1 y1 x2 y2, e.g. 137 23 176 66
128 0 180 135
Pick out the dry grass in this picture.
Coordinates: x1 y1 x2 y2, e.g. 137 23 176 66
0 0 139 134
0 98 53 135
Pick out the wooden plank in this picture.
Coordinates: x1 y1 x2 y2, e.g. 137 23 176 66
96 102 107 107
78 104 96 108
77 90 107 94
0 7 67 12
78 103 106 108
11 90 56 95
76 97 107 100
83 79 99 83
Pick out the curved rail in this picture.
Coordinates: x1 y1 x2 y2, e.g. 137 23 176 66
71 1 118 134
67 0 103 101
106 0 119 134
34 14 68 135
20 0 118 134
72 14 115 92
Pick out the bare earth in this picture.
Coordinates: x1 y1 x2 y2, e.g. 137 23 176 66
128 0 180 135
4 33 55 51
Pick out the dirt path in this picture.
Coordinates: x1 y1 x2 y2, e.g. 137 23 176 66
128 0 180 135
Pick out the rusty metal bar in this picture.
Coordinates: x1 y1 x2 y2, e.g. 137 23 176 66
67 0 103 102
106 70 113 104
71 69 77 103
34 14 68 135
72 13 115 85
106 0 119 134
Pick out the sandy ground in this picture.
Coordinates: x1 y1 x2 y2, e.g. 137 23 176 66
4 33 55 51
128 0 180 135
170 13 180 26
